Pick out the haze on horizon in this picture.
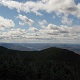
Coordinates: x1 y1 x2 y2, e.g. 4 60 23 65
0 0 80 43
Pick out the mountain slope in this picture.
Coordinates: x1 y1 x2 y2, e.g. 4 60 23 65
0 46 80 63
0 46 80 80
40 47 80 62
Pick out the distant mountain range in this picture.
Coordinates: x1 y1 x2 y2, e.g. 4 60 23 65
0 43 35 51
0 43 80 54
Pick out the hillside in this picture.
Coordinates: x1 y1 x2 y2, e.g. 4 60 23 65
41 47 80 62
0 46 80 63
0 46 80 80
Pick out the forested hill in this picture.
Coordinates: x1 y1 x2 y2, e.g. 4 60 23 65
0 46 80 80
0 46 80 63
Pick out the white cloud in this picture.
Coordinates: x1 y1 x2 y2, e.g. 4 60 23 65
38 20 47 26
0 0 80 43
0 24 80 43
0 28 27 39
0 0 80 18
39 24 80 41
17 14 34 26
61 15 73 25
19 21 25 26
41 0 49 3
0 16 15 30
28 27 39 32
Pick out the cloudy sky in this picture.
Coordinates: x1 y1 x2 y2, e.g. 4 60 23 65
0 0 80 43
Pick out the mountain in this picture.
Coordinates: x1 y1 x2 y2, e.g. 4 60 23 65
41 47 80 62
0 43 35 51
0 46 80 63
17 43 80 54
0 46 80 80
0 43 80 54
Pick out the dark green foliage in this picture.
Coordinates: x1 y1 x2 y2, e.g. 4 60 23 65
0 46 80 80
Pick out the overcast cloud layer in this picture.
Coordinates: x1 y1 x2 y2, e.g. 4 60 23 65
0 0 80 43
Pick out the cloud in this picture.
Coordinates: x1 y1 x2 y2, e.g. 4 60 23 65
39 23 80 40
19 22 25 26
41 0 49 3
0 24 80 43
0 0 80 18
0 28 27 39
17 14 34 26
38 20 47 26
0 0 43 16
61 15 73 25
28 27 39 32
0 16 15 30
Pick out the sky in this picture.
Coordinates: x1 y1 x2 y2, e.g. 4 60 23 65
0 0 80 43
